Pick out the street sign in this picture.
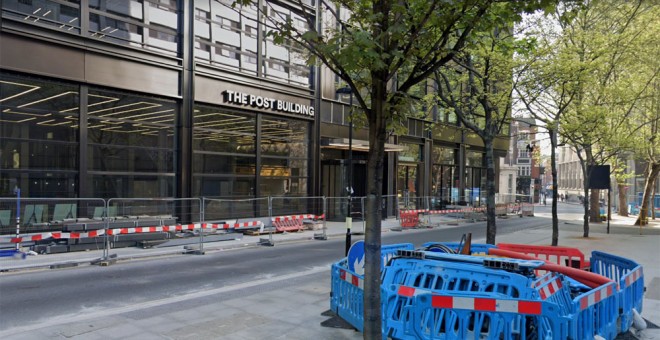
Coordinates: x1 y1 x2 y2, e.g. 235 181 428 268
347 240 365 275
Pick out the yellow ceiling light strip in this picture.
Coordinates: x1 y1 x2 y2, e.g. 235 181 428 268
17 91 77 108
60 94 120 113
0 80 41 103
89 101 161 117
125 109 174 121
3 109 52 117
0 117 37 123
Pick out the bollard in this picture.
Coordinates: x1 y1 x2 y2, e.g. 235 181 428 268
14 186 20 251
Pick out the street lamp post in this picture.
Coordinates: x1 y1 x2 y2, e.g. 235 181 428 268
336 85 353 255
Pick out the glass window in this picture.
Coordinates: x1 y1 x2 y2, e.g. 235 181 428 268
262 1 311 86
432 146 455 165
260 117 308 157
193 106 256 154
89 0 144 20
146 0 177 29
260 116 309 196
87 89 175 174
88 0 178 54
88 174 173 198
2 0 81 33
398 144 421 162
89 12 144 47
466 151 483 167
0 73 80 197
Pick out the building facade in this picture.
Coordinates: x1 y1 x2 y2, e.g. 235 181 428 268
0 0 509 211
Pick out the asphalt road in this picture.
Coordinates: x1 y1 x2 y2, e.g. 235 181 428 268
1 207 655 333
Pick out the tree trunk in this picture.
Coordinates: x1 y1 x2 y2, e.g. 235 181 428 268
485 138 497 245
635 163 660 226
618 183 628 216
550 129 559 246
652 175 657 220
362 70 389 340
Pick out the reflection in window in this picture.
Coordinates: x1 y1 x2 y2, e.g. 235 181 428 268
86 89 175 186
0 73 79 197
193 106 257 198
193 0 311 86
1 0 81 33
88 0 178 54
261 116 309 196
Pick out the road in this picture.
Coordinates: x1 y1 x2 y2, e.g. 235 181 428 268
0 204 655 334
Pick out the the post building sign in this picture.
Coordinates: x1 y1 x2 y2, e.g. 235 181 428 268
222 90 314 117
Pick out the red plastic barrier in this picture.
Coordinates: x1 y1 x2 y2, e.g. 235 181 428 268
488 248 612 289
498 243 591 270
399 211 420 228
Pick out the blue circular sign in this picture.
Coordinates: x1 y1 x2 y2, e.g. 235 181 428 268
347 240 365 275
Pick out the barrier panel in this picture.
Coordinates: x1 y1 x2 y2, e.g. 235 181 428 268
381 194 399 220
590 251 644 333
330 243 414 332
270 196 326 243
570 282 619 340
406 290 568 340
497 243 591 270
104 198 202 257
202 197 269 233
203 196 269 222
398 196 427 212
398 210 422 228
380 253 545 339
0 197 106 254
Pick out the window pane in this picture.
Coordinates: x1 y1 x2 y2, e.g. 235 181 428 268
88 174 173 198
90 0 144 21
0 73 79 174
89 12 144 47
260 116 309 157
193 106 256 153
193 153 256 175
87 89 175 174
2 0 81 33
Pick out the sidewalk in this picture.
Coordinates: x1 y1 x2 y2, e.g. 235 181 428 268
1 214 659 339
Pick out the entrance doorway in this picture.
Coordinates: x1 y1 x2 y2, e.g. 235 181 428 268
397 163 422 209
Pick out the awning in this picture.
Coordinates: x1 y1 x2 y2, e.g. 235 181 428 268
321 138 404 152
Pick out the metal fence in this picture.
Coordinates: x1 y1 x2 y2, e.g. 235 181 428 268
0 198 107 252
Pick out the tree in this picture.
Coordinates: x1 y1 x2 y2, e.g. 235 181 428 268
514 10 580 245
232 0 558 336
433 26 516 245
550 0 656 236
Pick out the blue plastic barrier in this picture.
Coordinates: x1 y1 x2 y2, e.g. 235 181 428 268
0 249 26 259
570 281 619 340
330 260 364 331
330 243 645 340
533 272 574 317
330 243 414 332
406 289 570 339
422 242 498 255
381 254 546 339
590 251 644 333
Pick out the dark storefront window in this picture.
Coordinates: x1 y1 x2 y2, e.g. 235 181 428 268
192 106 310 198
192 106 257 197
431 145 457 207
0 73 79 197
87 89 176 198
2 0 82 34
260 116 309 196
465 151 486 205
